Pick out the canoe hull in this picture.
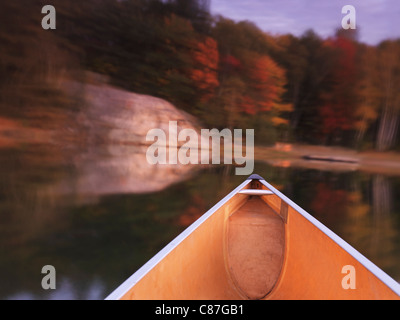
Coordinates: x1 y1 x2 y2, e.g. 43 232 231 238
106 177 400 300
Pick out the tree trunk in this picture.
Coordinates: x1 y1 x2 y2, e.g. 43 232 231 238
376 103 399 151
376 44 400 151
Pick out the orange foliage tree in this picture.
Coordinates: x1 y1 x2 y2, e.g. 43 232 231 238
248 55 285 112
245 54 293 126
190 37 220 102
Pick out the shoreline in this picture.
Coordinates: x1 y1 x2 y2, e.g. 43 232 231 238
2 116 400 177
255 143 400 176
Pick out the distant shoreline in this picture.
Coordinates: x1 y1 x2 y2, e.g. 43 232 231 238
255 143 400 176
2 116 400 177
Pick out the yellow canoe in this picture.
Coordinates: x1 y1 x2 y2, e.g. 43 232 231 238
106 174 400 300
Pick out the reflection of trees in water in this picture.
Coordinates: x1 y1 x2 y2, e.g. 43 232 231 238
372 175 392 218
339 173 399 279
3 153 400 298
370 174 397 269
0 144 203 299
289 170 400 281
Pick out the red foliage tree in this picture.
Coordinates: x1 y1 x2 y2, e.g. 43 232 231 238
319 36 358 141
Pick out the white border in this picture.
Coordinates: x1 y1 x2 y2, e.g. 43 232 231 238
105 179 251 300
260 178 400 297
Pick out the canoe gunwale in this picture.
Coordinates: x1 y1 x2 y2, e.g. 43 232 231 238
105 179 252 300
259 179 400 297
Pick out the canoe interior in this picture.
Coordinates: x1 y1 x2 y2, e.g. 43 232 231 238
227 196 285 299
111 179 400 300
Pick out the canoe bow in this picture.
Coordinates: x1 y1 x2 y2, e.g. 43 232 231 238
106 174 400 300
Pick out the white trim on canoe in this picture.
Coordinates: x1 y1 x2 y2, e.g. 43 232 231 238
238 189 274 196
259 178 400 297
105 179 251 300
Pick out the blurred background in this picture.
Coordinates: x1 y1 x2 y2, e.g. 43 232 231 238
0 0 400 299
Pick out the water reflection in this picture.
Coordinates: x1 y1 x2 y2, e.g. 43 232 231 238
286 170 400 281
0 145 400 300
0 143 205 300
53 144 204 198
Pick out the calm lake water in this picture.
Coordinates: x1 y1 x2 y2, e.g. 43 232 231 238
1 145 400 299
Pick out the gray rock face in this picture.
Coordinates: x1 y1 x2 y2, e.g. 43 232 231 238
66 79 202 147
54 79 208 197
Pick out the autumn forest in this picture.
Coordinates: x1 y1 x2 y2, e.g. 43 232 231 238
1 0 400 150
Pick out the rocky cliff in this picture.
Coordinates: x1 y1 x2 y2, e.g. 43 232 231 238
1 73 208 197
52 75 207 197
63 73 203 147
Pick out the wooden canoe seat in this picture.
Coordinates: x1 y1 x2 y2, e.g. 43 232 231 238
227 197 285 300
